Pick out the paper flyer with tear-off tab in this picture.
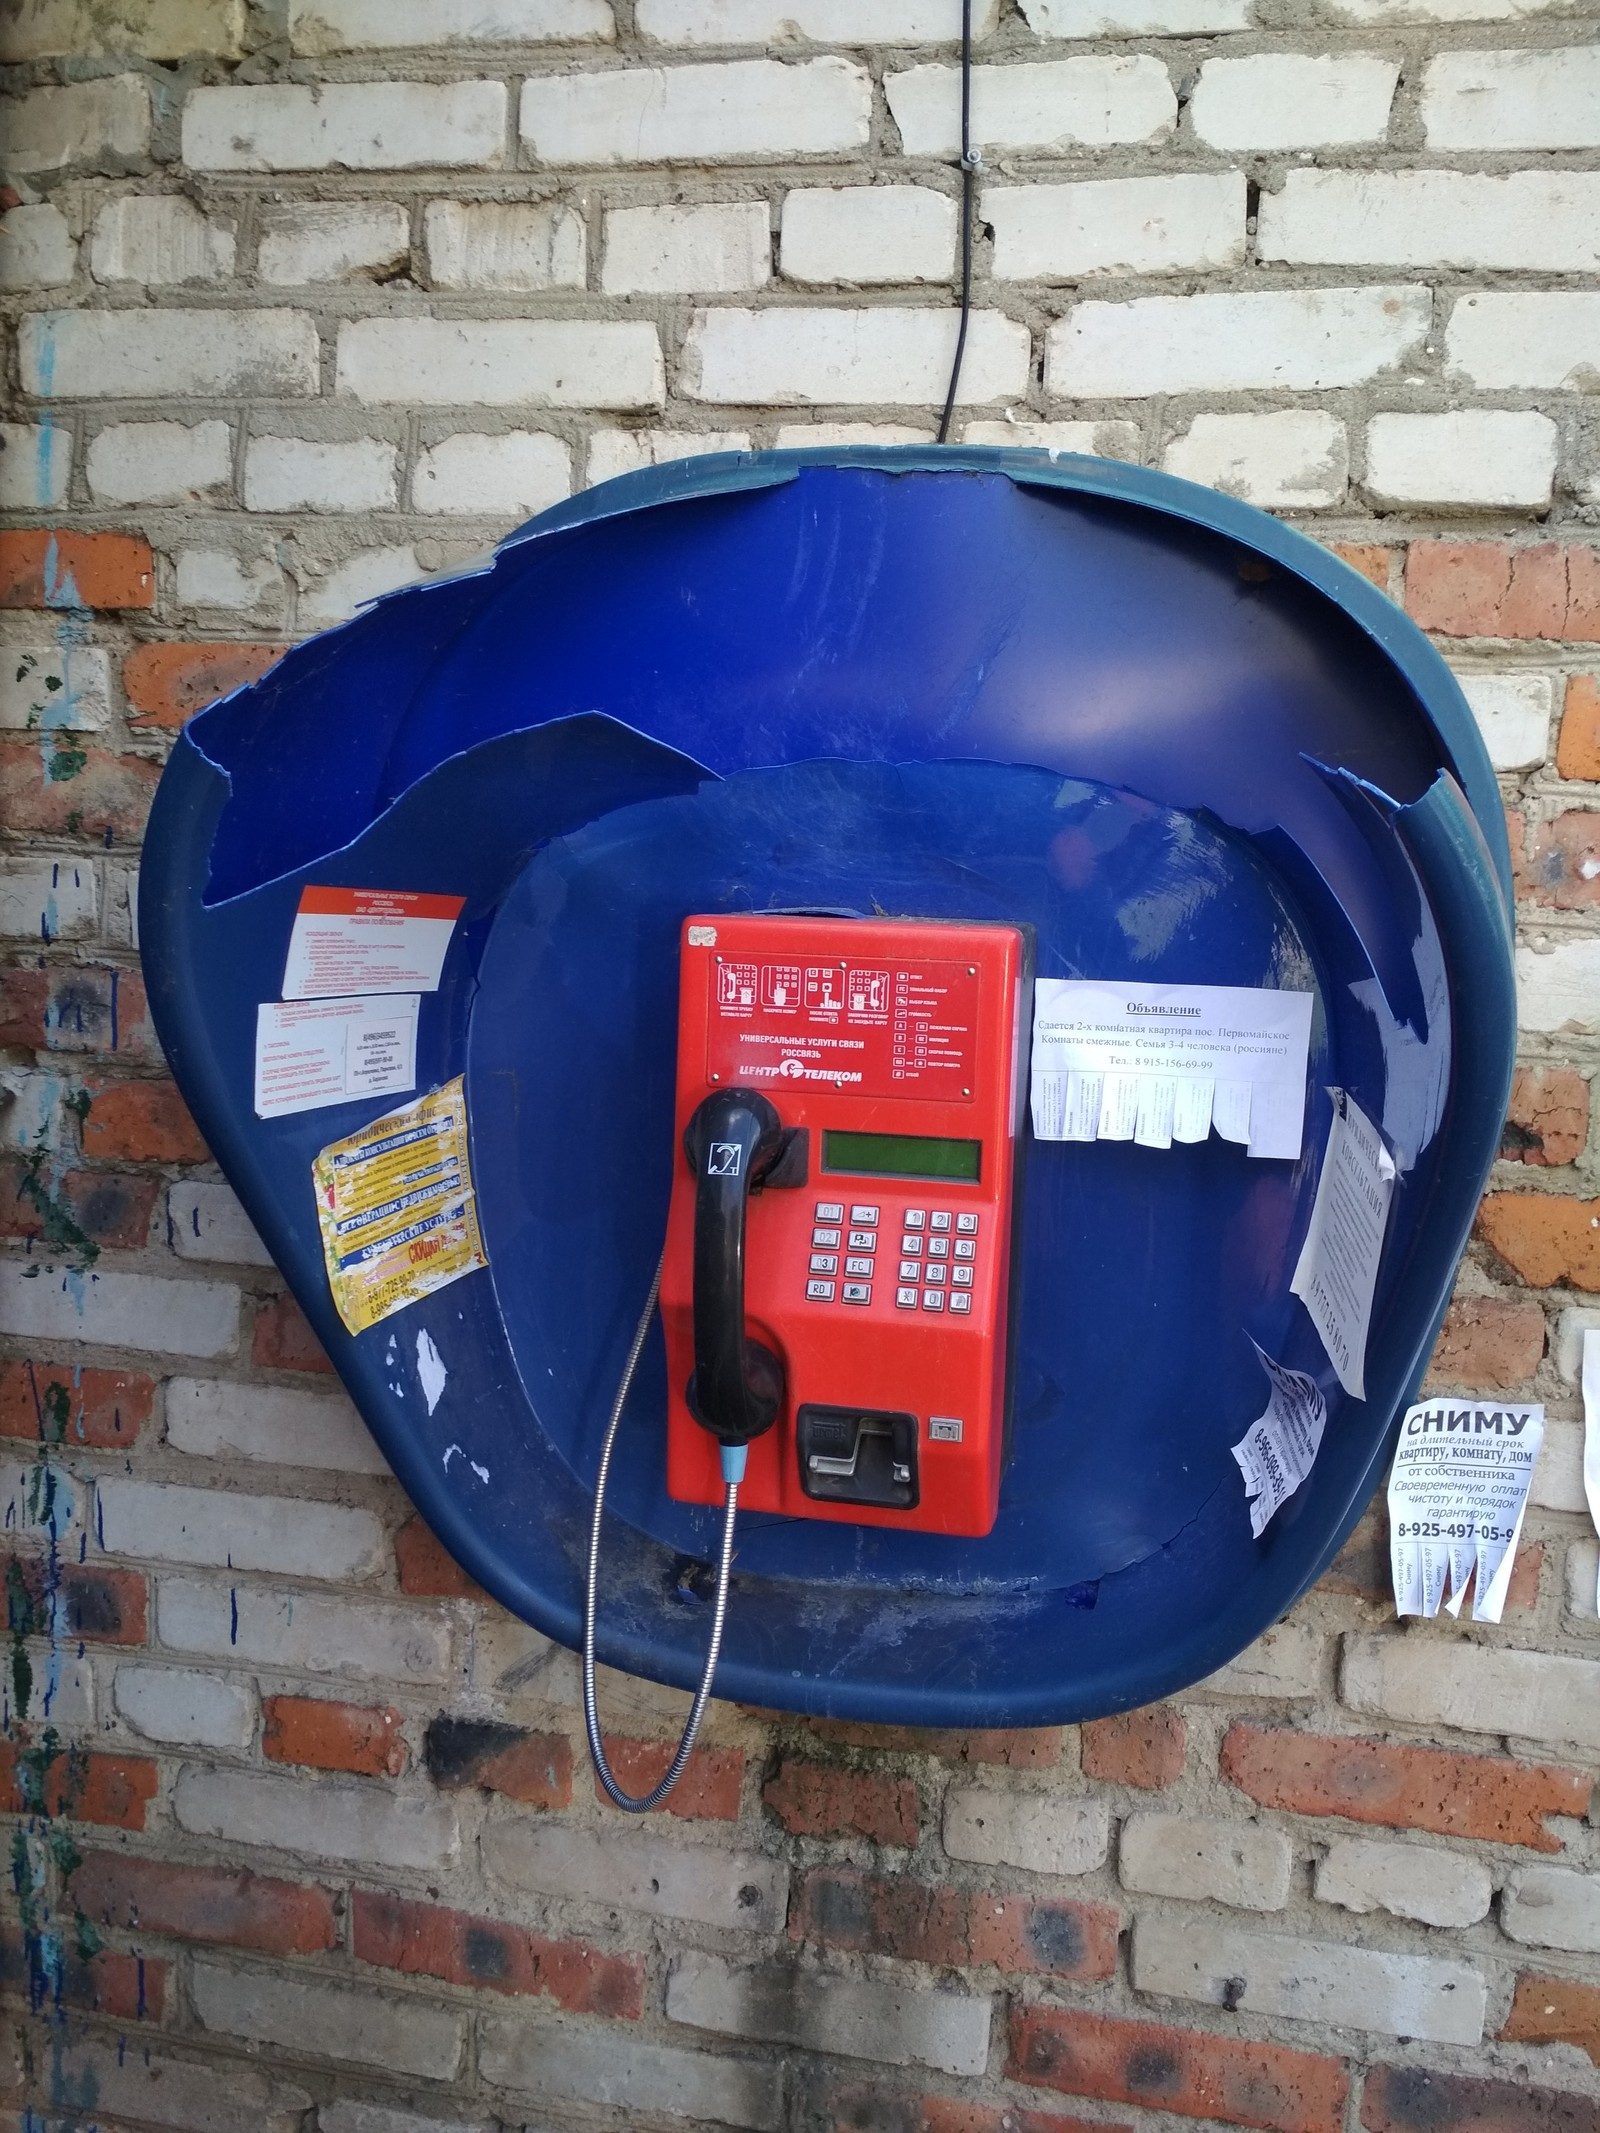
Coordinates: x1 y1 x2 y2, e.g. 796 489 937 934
1290 1090 1394 1400
1387 1399 1543 1623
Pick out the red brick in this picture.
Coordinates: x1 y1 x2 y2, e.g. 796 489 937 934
0 965 159 1061
1501 1973 1600 2070
1082 1706 1186 1789
1328 543 1393 594
423 1715 572 1810
124 642 283 729
70 1851 337 1957
1362 2061 1600 2130
395 1512 485 1598
78 1077 208 1165
1406 541 1600 642
1221 1724 1589 1853
830 2088 1127 2133
0 1743 158 1830
0 1929 164 2024
1009 2007 1347 2133
0 742 159 844
1423 1296 1546 1392
806 1720 1061 1768
1503 1065 1591 1167
4 1557 148 1648
791 1867 1117 1980
0 1359 153 1449
592 1734 742 1821
263 1694 406 1777
0 1159 161 1249
252 1290 334 1374
1477 1193 1600 1291
353 1890 643 2019
1519 813 1600 909
0 530 153 611
1558 674 1600 781
764 1757 918 1846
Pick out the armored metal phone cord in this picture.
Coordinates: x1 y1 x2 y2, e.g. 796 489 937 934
583 1250 744 1813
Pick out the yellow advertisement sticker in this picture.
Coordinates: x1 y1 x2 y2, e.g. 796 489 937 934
313 1076 487 1336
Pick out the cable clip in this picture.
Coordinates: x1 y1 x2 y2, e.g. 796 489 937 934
960 147 986 175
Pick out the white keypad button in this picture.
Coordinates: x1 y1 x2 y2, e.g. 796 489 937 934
847 1229 876 1251
927 1236 950 1258
895 1285 919 1308
953 1239 975 1261
952 1264 974 1287
816 1201 844 1222
806 1279 834 1300
845 1255 874 1277
956 1212 978 1235
921 1289 945 1311
849 1205 880 1225
899 1234 922 1256
898 1259 921 1281
809 1253 838 1274
923 1262 946 1284
903 1210 926 1229
930 1211 952 1232
842 1281 871 1305
813 1227 841 1248
949 1291 972 1313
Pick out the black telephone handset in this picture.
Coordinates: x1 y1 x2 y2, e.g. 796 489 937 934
681 1088 788 1447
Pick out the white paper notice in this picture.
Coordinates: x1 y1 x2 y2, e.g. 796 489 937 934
282 887 464 1000
1584 1328 1600 1620
1289 1090 1394 1399
1030 981 1313 1160
1387 1400 1544 1623
254 996 419 1119
1232 1345 1329 1538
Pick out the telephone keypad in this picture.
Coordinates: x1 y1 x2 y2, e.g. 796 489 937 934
927 1236 950 1258
921 1289 945 1311
813 1227 841 1248
809 1253 838 1274
806 1278 835 1301
929 1211 952 1232
802 1199 983 1314
953 1239 975 1261
845 1255 874 1277
815 1202 844 1222
842 1281 871 1305
949 1291 972 1313
895 1285 919 1309
956 1212 978 1235
847 1229 876 1252
952 1264 974 1287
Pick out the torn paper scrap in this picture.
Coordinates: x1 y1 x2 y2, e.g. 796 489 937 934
1387 1400 1543 1624
1585 1328 1600 1619
1030 980 1312 1159
1232 1345 1329 1539
255 995 418 1119
1290 1089 1395 1399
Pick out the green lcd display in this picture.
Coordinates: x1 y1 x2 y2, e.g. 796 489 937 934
822 1129 982 1183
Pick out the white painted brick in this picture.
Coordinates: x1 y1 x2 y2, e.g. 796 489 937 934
28 2037 309 2133
640 0 1000 37
682 305 1029 406
586 427 751 484
1121 1813 1292 1910
0 858 97 943
183 82 507 174
1132 1914 1485 2045
114 1660 254 1747
1365 412 1557 513
1200 1622 1328 1698
1 76 150 174
943 1785 1109 1876
888 57 1175 157
291 0 614 49
98 1478 384 1580
1048 286 1429 399
1529 1416 1588 1513
0 1262 240 1358
0 422 71 510
2 1643 93 1731
1503 1868 1600 1952
478 2015 783 2130
1020 0 1247 28
336 318 664 409
521 58 870 165
1315 1837 1492 1927
781 186 953 286
90 196 235 286
243 434 397 514
1446 293 1600 393
666 1950 992 2077
258 200 410 286
0 645 112 733
164 1376 389 1476
1257 170 1600 274
158 1575 452 1684
1 0 244 60
301 546 425 627
964 418 1141 461
0 203 75 289
167 1179 272 1266
87 419 233 507
1565 1537 1598 1627
1 1457 82 1544
321 2106 494 2133
774 420 934 446
175 1766 458 1870
104 861 139 951
985 171 1242 282
0 1067 76 1153
1191 54 1400 150
1342 1631 1600 1752
1517 940 1600 1035
603 202 769 295
193 1959 464 2080
1163 411 1347 511
1424 46 1600 150
1329 0 1574 16
1454 672 1553 772
1554 1309 1600 1388
177 545 287 617
425 200 585 291
413 430 571 517
20 308 319 401
483 1819 788 1933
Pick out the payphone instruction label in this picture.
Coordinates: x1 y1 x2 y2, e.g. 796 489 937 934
1030 980 1313 1160
255 995 418 1118
1387 1399 1543 1623
706 954 980 1100
284 886 464 1000
313 1077 487 1335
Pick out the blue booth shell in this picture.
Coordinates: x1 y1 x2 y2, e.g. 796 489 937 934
138 448 1515 1726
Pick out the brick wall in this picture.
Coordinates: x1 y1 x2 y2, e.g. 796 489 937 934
2 0 1599 2128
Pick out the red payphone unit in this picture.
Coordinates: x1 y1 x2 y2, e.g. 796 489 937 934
660 913 1032 1539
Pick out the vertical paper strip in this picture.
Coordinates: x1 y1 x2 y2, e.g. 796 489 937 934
1584 1328 1600 1620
